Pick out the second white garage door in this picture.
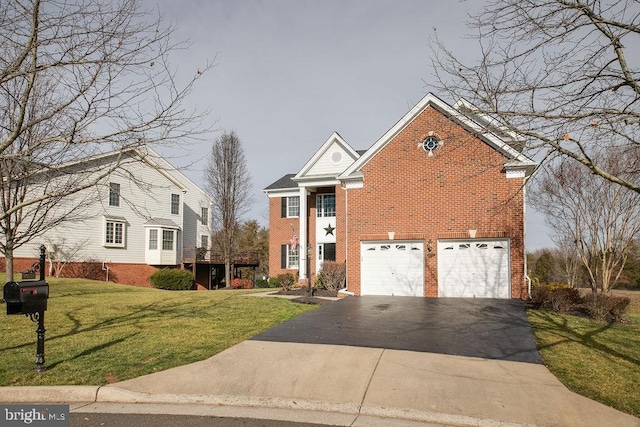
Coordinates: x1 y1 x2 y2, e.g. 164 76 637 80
361 241 424 296
438 239 511 298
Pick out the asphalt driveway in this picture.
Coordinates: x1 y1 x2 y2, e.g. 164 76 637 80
251 296 542 364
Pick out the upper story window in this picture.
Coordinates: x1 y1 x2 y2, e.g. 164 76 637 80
281 196 300 218
316 194 336 217
171 194 180 215
109 183 120 207
201 207 209 225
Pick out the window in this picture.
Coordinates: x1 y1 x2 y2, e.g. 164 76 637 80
162 230 174 250
171 194 180 215
281 244 299 269
201 235 208 249
109 183 120 207
149 229 158 250
201 207 209 225
281 196 300 218
323 243 336 262
288 245 299 268
104 219 125 247
287 196 300 217
316 194 336 217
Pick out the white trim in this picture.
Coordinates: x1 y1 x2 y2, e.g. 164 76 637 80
263 188 299 198
294 132 360 180
506 169 526 179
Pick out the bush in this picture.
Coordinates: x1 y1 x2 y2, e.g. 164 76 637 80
149 268 194 290
275 273 296 291
549 287 583 313
255 278 279 288
584 294 631 322
230 278 253 289
317 261 346 292
530 285 552 309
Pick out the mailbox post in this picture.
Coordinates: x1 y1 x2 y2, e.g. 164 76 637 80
2 245 48 372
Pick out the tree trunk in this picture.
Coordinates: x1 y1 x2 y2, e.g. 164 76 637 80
5 248 14 282
225 258 231 289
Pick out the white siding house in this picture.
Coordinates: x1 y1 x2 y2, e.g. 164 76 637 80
8 147 213 287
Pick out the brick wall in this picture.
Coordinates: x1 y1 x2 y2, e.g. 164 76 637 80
268 196 300 277
345 106 526 298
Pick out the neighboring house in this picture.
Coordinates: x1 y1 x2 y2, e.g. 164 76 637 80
5 147 216 288
264 93 537 299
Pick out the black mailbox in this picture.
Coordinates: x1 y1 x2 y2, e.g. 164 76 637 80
3 280 49 315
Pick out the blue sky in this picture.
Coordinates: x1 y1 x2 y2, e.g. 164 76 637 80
144 0 552 250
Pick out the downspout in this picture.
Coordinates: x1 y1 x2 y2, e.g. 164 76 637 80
523 174 532 299
338 183 355 297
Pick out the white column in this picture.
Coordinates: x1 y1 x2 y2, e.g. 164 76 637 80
298 186 308 280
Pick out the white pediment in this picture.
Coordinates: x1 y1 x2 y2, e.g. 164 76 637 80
294 132 360 180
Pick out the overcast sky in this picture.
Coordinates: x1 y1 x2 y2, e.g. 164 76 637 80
144 0 552 250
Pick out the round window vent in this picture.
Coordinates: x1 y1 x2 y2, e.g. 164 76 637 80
331 151 342 164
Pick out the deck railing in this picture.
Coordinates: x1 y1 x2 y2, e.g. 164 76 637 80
183 248 260 265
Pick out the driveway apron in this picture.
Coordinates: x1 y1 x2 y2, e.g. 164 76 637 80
251 296 542 364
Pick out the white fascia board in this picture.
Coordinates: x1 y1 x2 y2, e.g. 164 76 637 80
292 176 340 187
263 188 299 198
294 132 359 180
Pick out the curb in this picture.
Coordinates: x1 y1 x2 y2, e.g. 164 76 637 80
0 386 534 427
0 386 99 403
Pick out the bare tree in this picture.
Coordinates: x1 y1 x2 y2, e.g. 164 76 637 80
531 153 640 294
44 237 90 277
0 0 211 279
205 131 253 289
431 0 640 192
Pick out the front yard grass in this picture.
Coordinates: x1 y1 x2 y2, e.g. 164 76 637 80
0 278 315 386
527 291 640 417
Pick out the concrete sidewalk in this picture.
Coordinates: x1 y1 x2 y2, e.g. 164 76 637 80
2 340 638 426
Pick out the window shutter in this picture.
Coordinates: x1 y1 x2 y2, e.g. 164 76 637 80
281 197 287 218
281 245 287 269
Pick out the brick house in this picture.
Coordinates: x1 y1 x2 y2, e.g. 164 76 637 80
263 93 536 298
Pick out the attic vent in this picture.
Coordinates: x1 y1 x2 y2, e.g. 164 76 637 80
331 151 342 164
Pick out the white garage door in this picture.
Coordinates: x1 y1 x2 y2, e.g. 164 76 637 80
438 239 510 298
361 241 424 296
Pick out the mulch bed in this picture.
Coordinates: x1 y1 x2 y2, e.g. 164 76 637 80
276 288 338 297
275 287 338 305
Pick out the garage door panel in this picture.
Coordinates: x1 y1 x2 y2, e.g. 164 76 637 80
438 239 510 298
361 241 424 297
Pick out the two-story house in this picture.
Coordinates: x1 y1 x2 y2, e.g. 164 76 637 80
264 93 536 299
6 147 215 288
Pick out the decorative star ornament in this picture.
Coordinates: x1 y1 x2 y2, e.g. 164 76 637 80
324 224 335 236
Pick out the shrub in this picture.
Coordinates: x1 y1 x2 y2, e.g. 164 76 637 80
317 261 346 292
255 278 279 288
549 287 583 313
530 285 551 309
584 294 631 322
149 268 194 290
230 278 253 289
275 273 296 291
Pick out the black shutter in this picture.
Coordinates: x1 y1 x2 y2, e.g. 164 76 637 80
281 197 287 218
281 244 287 269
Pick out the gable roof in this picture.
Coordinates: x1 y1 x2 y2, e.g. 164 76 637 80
339 93 537 180
293 132 360 182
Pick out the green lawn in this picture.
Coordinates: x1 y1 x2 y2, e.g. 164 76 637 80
0 278 315 386
527 291 640 417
